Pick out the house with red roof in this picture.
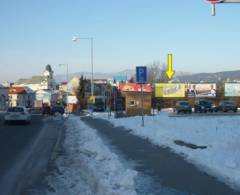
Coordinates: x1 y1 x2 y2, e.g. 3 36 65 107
8 87 35 108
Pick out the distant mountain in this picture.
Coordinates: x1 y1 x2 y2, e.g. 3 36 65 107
176 70 240 83
54 69 190 83
55 69 240 83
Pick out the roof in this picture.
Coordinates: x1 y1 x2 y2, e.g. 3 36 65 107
8 87 34 94
15 76 45 85
119 83 152 93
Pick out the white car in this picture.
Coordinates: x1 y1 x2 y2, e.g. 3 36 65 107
4 107 31 124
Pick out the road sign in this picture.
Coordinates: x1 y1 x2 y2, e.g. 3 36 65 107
136 66 147 84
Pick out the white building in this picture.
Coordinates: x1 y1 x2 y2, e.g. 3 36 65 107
14 65 56 91
0 84 8 110
8 87 35 108
35 89 59 106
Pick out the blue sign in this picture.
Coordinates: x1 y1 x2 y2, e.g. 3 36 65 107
113 75 128 83
136 66 147 83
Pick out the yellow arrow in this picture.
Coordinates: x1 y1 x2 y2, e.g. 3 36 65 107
166 54 175 79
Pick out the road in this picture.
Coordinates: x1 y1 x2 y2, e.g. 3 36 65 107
82 117 240 195
0 114 64 195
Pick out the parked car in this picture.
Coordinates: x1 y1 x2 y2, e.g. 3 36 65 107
4 106 31 124
51 105 65 115
174 101 192 114
194 99 213 113
93 100 105 112
215 101 238 112
111 98 125 111
42 105 51 115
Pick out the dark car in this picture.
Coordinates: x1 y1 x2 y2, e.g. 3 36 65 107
215 101 238 112
93 101 105 112
174 101 192 114
42 105 51 115
194 99 213 113
51 105 65 115
111 98 125 111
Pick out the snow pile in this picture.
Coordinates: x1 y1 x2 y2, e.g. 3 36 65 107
94 112 240 190
45 116 137 195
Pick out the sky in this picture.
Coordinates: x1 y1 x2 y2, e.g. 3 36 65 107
0 0 240 82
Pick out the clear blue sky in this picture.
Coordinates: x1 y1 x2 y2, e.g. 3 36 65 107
0 0 240 82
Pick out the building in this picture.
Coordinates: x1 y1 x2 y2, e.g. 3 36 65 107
119 83 152 116
8 87 35 107
35 89 58 106
0 84 8 110
14 65 56 91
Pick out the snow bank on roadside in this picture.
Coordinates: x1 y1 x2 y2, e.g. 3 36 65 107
45 116 137 195
94 111 240 191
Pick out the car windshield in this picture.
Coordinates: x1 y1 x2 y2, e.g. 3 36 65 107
200 101 212 105
179 102 189 106
224 101 234 105
7 107 24 112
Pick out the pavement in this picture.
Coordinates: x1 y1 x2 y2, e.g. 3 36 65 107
0 114 64 195
82 116 240 195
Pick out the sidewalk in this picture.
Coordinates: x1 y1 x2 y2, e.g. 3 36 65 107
82 116 240 195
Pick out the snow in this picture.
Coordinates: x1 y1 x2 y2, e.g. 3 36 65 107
93 111 240 191
44 116 137 195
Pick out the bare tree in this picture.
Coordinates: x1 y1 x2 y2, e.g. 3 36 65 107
147 61 169 84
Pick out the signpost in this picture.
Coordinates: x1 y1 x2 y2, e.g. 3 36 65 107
136 66 147 127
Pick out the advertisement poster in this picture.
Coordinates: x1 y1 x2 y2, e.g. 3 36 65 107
186 83 216 97
119 83 152 93
225 83 240 97
155 83 185 97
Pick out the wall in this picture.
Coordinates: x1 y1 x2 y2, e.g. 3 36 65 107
0 87 8 110
125 92 151 116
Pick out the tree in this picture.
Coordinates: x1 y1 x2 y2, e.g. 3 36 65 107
75 75 87 109
147 61 169 84
129 77 135 83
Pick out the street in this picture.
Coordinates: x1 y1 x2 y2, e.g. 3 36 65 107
0 114 64 195
82 116 240 195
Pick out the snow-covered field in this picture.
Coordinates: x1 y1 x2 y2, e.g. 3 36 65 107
94 111 240 191
43 116 137 195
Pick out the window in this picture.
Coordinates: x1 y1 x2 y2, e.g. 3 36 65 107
129 100 136 106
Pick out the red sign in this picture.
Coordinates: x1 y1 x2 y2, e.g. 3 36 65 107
207 0 223 3
119 83 152 93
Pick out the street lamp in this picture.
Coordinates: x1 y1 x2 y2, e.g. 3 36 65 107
59 64 69 107
72 36 94 96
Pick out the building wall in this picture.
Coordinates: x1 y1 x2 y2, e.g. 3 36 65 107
9 93 35 107
0 87 8 110
125 92 152 116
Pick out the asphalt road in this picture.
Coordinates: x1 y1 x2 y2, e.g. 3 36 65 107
0 114 64 195
82 117 240 195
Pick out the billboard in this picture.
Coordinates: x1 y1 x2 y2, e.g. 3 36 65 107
155 83 185 97
119 83 152 93
186 83 216 97
113 75 128 83
225 83 240 97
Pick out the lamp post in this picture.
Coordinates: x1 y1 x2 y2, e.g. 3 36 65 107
72 36 94 96
59 64 69 108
